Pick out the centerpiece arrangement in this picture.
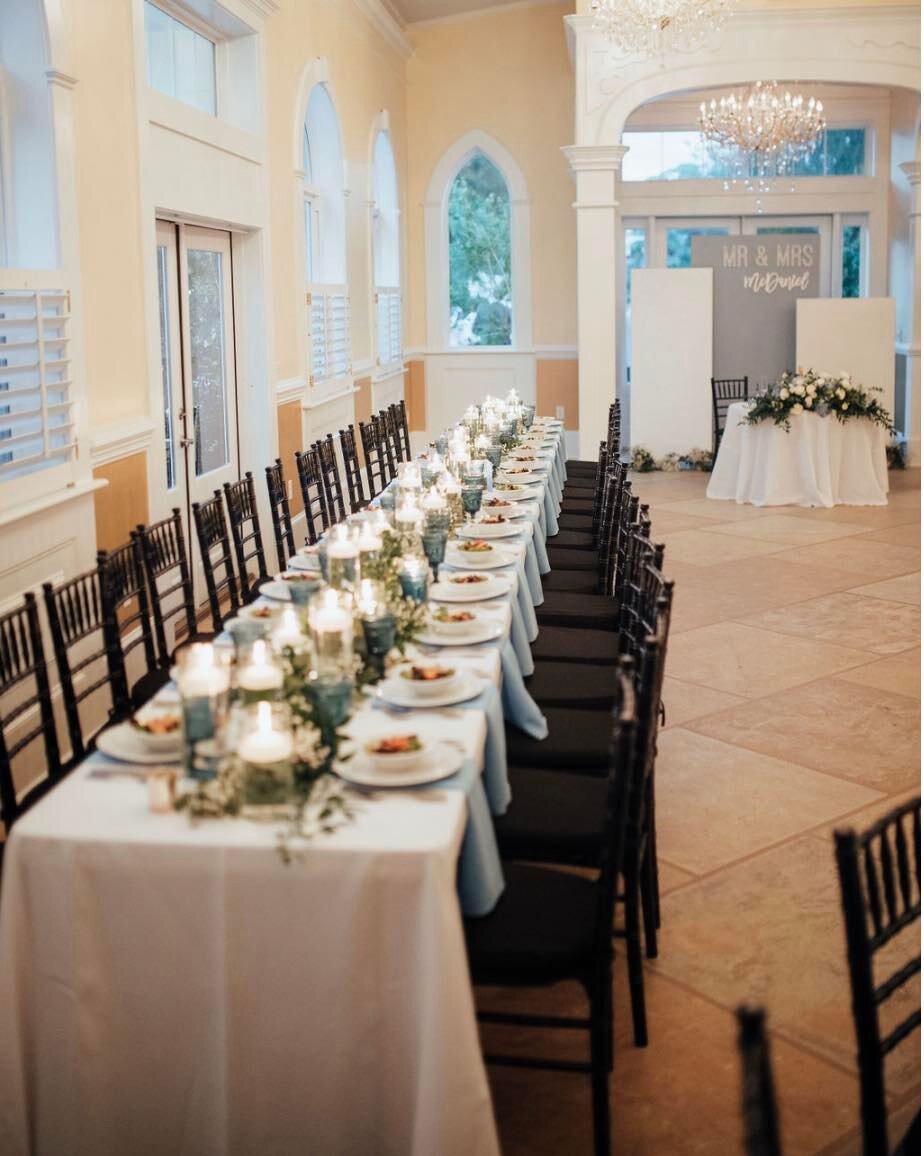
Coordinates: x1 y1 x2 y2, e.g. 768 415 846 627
743 369 893 433
164 388 536 860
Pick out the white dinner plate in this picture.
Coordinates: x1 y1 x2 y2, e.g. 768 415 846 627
335 743 463 788
429 574 510 602
96 723 182 767
375 672 483 709
287 553 321 573
496 471 544 486
259 579 295 601
459 521 521 540
445 546 515 571
416 621 505 648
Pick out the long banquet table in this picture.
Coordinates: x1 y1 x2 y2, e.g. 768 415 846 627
708 400 889 507
0 419 567 1156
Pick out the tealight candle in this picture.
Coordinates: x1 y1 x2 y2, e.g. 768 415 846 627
238 701 294 766
237 639 284 705
272 605 307 652
423 488 446 513
357 522 383 562
327 525 360 588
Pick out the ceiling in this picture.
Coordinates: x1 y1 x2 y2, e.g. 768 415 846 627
390 0 523 26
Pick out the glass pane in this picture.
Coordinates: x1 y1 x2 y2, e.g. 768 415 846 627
144 1 216 117
186 248 230 477
448 152 512 347
666 227 729 269
304 199 315 283
756 227 819 234
826 129 866 176
842 225 862 298
624 227 647 383
156 245 177 490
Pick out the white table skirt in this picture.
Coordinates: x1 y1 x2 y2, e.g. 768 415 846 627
708 401 889 508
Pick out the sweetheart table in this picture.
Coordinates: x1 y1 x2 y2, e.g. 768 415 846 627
0 418 566 1156
708 400 889 508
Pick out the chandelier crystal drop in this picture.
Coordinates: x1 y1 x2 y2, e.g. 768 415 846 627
698 80 826 203
590 0 733 57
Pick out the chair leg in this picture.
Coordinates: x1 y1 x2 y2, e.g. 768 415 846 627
641 842 659 960
648 778 662 930
589 982 612 1156
624 866 649 1048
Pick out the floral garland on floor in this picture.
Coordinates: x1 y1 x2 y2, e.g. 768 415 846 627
630 446 714 473
743 369 894 433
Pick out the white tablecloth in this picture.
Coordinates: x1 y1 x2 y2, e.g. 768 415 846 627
0 713 500 1156
708 401 889 508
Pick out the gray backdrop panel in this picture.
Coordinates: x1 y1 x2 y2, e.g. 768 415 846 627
692 235 819 390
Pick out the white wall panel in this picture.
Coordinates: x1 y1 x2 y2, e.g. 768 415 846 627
796 298 896 417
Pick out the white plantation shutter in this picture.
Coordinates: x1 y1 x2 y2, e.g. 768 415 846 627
0 273 75 482
307 286 351 386
376 288 401 368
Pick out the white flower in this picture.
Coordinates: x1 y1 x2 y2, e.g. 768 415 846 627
793 375 805 388
839 371 851 384
792 384 806 397
804 395 814 407
835 387 846 400
791 403 804 415
807 383 817 396
842 402 848 411
779 387 790 400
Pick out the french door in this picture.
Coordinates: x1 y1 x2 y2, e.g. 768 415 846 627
155 221 239 598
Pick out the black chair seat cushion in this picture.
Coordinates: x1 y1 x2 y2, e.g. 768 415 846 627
541 570 599 594
465 862 597 985
560 498 595 516
526 660 617 709
530 626 622 665
506 707 613 771
563 482 596 497
557 513 594 532
494 766 608 866
549 530 596 550
536 589 619 630
546 547 598 572
566 459 598 474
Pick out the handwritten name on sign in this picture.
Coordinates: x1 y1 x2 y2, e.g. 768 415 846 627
722 242 815 294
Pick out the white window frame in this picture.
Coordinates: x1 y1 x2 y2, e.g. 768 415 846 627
306 286 350 387
424 129 532 352
143 0 219 118
371 124 402 372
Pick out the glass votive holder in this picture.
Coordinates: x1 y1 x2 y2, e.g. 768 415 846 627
236 638 284 706
327 525 360 590
379 485 397 513
486 444 503 471
308 673 354 744
227 615 269 660
308 587 354 678
286 573 322 608
422 527 448 581
176 643 232 780
270 604 310 654
462 484 483 520
398 555 429 604
237 701 295 810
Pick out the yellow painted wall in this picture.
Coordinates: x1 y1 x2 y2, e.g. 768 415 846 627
93 454 150 552
405 1 577 349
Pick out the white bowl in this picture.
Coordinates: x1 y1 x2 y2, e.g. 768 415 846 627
429 608 480 636
363 733 433 774
395 664 462 698
452 541 495 561
130 707 183 753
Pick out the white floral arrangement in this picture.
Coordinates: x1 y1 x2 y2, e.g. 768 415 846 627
744 369 893 433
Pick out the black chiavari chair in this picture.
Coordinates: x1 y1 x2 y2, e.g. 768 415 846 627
737 1007 782 1156
557 441 607 531
192 491 240 632
265 459 296 572
295 446 330 545
339 424 368 514
134 509 202 664
564 401 619 482
466 664 637 1156
43 566 132 764
383 405 405 466
835 799 921 1156
101 539 164 707
711 376 749 459
0 593 64 834
395 399 412 460
223 473 268 598
358 418 389 499
314 434 347 525
375 410 398 482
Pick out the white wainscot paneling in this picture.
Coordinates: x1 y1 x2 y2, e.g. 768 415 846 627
303 388 358 446
0 489 99 609
796 298 897 418
631 269 714 457
424 354 536 437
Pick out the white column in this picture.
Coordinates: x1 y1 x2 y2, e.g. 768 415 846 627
899 161 921 467
564 145 627 461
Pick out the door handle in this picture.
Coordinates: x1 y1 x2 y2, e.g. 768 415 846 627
180 437 195 449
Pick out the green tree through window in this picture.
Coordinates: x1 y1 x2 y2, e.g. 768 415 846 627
449 153 512 346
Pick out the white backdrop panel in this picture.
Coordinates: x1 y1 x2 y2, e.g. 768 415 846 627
631 268 714 456
796 298 896 417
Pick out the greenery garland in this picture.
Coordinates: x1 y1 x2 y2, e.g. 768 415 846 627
743 369 893 433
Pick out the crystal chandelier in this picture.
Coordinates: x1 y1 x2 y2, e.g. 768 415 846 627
698 80 826 195
590 0 733 56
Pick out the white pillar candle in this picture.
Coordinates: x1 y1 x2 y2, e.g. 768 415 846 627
238 639 284 693
238 702 294 765
177 644 230 697
272 606 306 651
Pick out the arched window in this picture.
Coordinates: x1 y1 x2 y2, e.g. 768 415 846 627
372 128 401 368
304 83 349 384
448 153 512 348
424 131 530 352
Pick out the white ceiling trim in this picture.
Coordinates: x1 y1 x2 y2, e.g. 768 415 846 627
351 0 414 57
402 0 565 32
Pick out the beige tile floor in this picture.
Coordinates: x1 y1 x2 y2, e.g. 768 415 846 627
485 468 921 1156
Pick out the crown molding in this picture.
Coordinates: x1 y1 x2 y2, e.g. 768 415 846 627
406 0 565 32
562 144 629 173
235 0 279 16
900 160 921 187
351 0 413 59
